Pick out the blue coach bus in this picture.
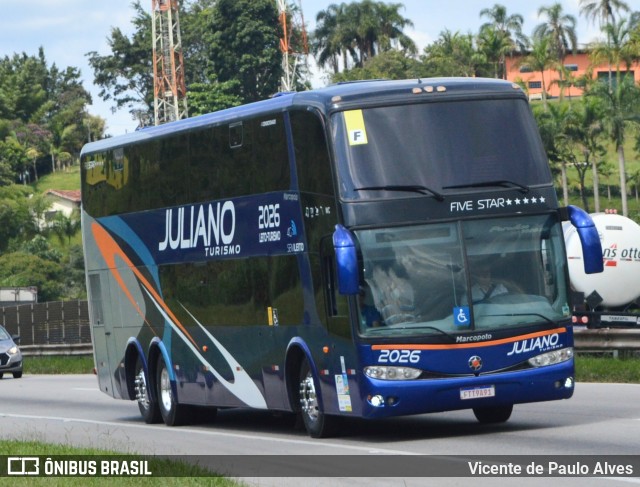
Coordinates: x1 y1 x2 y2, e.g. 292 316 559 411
81 78 602 437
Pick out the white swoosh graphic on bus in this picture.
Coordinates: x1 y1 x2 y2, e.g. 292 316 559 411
140 286 268 409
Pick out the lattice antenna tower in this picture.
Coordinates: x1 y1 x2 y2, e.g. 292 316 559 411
152 0 188 125
277 0 309 92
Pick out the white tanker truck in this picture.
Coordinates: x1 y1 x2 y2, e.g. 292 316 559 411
564 212 640 327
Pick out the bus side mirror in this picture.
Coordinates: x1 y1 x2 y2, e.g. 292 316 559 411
333 225 359 295
566 205 603 275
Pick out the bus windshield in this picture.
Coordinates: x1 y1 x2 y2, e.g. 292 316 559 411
356 214 571 337
333 98 551 200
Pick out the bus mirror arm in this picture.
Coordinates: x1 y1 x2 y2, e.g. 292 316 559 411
564 205 604 275
333 225 360 295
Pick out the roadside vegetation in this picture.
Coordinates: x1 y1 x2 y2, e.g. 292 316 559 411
0 440 241 485
18 354 640 383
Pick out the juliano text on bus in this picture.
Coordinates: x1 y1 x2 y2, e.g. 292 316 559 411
81 78 603 438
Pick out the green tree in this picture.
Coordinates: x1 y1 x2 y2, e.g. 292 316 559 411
479 4 528 78
331 49 425 82
312 3 353 74
208 0 282 102
533 3 578 101
86 1 153 123
534 3 578 62
476 25 514 79
51 210 81 247
516 36 557 109
0 187 33 251
579 0 630 27
312 1 415 73
534 102 574 204
421 30 483 77
563 99 607 211
0 252 63 302
586 76 640 216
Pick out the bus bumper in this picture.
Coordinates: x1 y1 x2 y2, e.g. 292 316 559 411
358 361 574 419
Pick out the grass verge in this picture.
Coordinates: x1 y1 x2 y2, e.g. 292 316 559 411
0 440 243 485
21 354 640 382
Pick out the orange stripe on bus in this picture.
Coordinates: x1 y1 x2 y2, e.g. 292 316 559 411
91 222 199 349
371 327 568 351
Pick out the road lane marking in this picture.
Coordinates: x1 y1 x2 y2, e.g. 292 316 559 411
0 413 418 455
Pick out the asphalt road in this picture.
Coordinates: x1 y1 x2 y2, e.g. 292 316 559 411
0 374 638 486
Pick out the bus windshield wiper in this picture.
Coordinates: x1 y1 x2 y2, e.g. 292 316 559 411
442 180 530 194
482 312 556 327
366 325 456 341
354 185 445 201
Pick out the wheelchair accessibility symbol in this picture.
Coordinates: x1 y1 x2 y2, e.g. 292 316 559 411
454 306 471 326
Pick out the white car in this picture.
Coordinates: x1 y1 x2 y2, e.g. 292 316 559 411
0 325 22 379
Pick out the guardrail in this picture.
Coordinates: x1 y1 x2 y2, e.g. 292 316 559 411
21 344 93 356
18 328 640 357
573 328 640 352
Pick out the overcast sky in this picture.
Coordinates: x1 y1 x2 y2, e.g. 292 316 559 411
2 0 604 136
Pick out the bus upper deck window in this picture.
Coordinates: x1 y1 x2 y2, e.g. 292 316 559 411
229 122 243 148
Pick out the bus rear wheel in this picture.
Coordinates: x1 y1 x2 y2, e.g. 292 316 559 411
156 354 189 426
134 357 161 424
473 405 513 424
298 358 338 438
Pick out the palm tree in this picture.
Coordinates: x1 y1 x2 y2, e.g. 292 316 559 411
534 3 578 61
590 19 636 84
587 76 640 216
479 4 528 78
534 102 573 204
564 98 607 211
52 210 81 246
375 2 416 55
599 162 615 201
313 3 347 74
579 0 630 27
312 1 415 72
25 147 40 182
477 25 514 79
534 3 578 98
516 36 557 109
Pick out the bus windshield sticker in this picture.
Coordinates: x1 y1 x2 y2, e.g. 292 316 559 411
344 110 368 146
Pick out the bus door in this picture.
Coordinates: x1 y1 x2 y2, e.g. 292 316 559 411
87 272 119 397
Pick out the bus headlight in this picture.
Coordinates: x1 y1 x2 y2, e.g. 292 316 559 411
528 347 573 367
364 366 421 380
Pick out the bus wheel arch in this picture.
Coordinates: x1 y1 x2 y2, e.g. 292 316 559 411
285 341 338 438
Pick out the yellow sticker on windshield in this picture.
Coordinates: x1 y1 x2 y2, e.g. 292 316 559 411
344 110 368 146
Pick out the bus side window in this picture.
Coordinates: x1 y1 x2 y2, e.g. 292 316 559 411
320 237 347 318
229 122 243 148
323 253 338 317
320 237 352 338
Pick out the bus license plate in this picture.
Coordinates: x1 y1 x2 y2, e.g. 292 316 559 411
460 385 495 400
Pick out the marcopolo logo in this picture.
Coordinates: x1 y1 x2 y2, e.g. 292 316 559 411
158 201 241 257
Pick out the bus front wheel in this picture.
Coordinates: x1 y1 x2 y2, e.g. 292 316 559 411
473 405 513 424
298 358 338 438
156 354 189 426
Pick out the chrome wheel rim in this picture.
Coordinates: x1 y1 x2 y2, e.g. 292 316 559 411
299 371 319 422
159 366 172 411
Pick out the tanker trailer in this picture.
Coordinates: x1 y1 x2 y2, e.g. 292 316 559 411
564 212 640 327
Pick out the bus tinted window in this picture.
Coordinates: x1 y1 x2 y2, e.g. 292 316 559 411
333 98 551 200
290 110 334 195
160 255 303 327
82 114 290 217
